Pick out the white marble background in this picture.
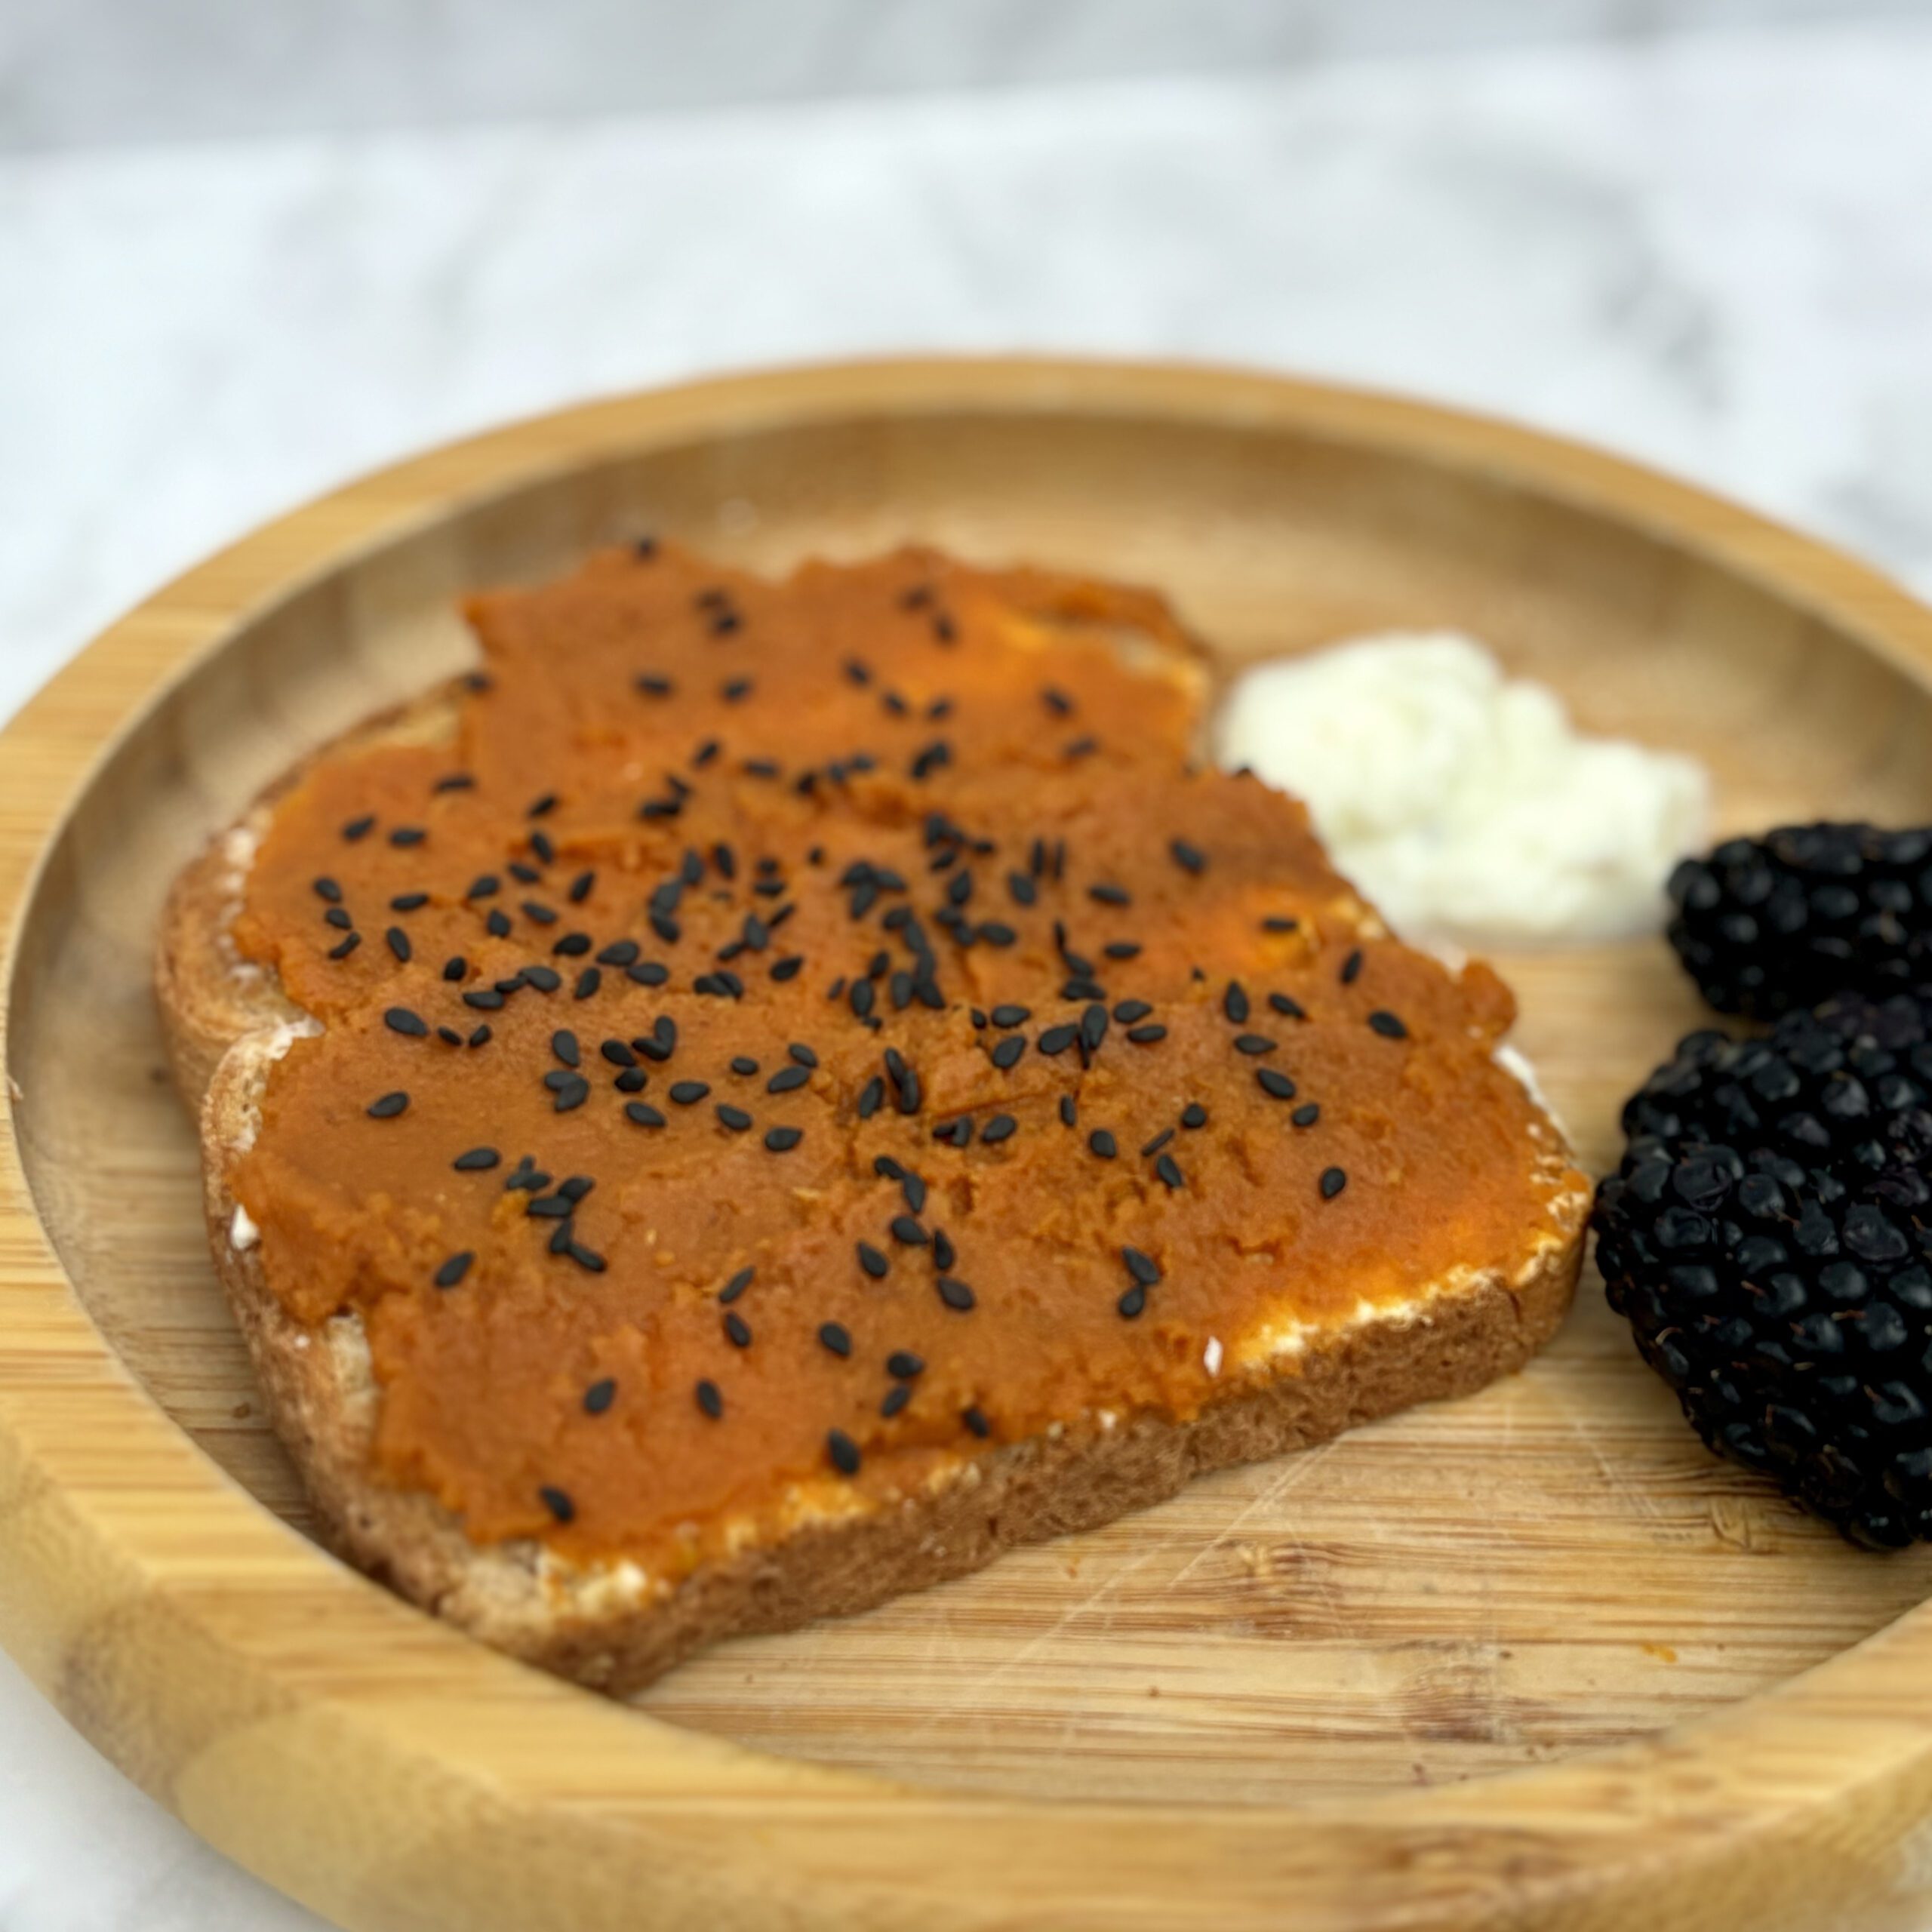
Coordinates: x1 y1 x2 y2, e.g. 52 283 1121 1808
5 6 1932 1927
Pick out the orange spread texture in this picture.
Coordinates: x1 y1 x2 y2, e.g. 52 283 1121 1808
229 543 1570 1567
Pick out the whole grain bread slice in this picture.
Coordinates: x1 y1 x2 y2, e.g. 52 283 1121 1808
160 588 1587 1697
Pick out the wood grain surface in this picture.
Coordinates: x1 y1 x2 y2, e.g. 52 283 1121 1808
8 359 1932 1930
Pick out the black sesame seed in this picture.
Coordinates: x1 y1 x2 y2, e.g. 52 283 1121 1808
486 909 512 939
342 814 375 842
367 1091 409 1118
1223 982 1251 1025
1089 883 1131 907
881 1384 912 1418
980 1114 1017 1145
539 1485 575 1524
1038 1023 1078 1057
1321 1166 1349 1199
552 1030 581 1068
389 826 426 848
1292 1102 1321 1127
901 1171 928 1214
857 1077 884 1118
435 1251 473 1288
1233 1033 1276 1056
819 1321 852 1358
452 1147 500 1174
1113 1000 1152 1024
1155 1153 1183 1189
1126 1024 1167 1044
328 933 361 960
628 961 670 987
764 1126 803 1152
962 1405 992 1438
624 1102 666 1128
668 1081 709 1105
890 1216 928 1247
827 1429 862 1476
1170 839 1206 875
989 1035 1026 1071
583 1378 616 1415
1269 992 1307 1020
1089 1130 1117 1159
696 1380 724 1419
937 1277 975 1312
468 1024 491 1047
463 987 504 1011
1060 1094 1078 1128
1180 1103 1208 1129
1368 1010 1409 1039
312 875 343 904
1257 1069 1297 1100
716 1104 753 1132
767 1064 810 1094
1140 1128 1174 1157
383 1006 428 1038
1103 942 1141 960
1340 949 1364 985
719 1267 755 1304
1118 1284 1147 1319
724 1311 752 1348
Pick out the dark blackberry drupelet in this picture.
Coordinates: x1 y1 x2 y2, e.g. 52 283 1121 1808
1592 992 1932 1547
1666 823 1932 1019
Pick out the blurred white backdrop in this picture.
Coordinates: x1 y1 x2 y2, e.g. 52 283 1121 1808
4 4 1932 1927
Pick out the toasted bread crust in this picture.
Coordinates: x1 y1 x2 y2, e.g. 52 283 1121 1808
161 642 1586 1696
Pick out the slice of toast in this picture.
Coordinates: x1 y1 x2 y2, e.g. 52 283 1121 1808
159 542 1588 1694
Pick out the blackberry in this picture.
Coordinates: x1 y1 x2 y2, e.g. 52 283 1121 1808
1666 823 1932 1019
1592 992 1932 1547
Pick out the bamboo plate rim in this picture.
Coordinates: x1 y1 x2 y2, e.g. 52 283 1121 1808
8 356 1932 1931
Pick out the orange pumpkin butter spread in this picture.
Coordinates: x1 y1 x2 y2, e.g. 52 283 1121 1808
229 541 1576 1571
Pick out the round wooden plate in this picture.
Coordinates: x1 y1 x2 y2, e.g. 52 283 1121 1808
8 359 1932 1932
